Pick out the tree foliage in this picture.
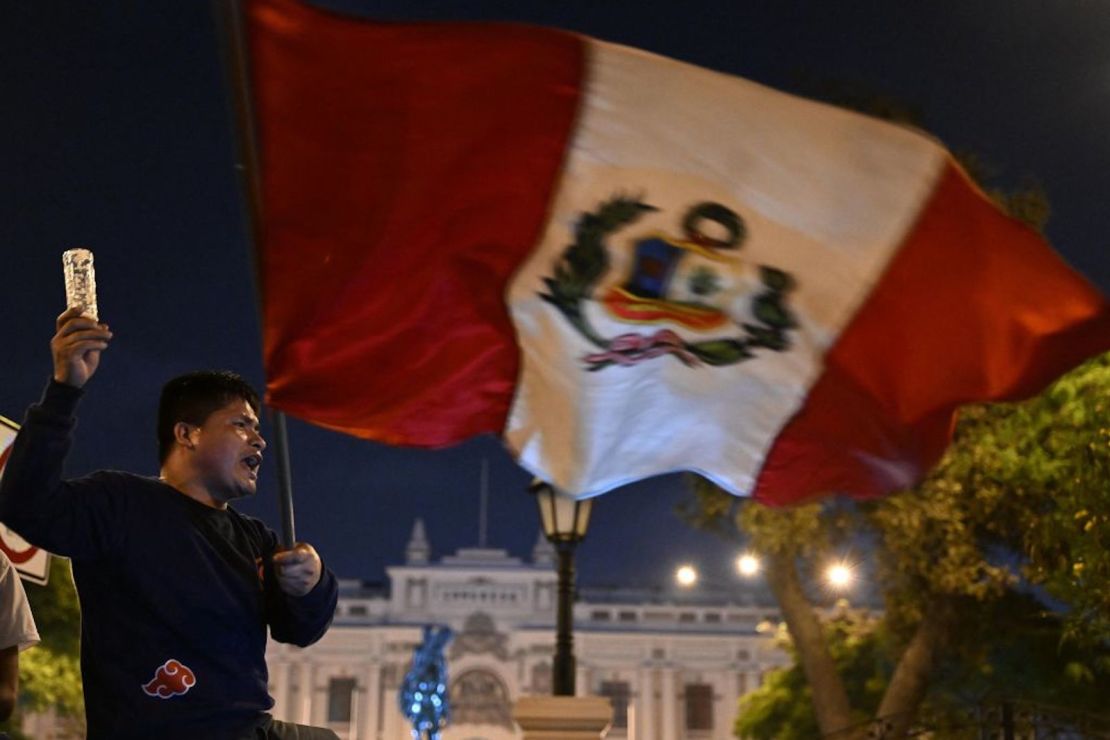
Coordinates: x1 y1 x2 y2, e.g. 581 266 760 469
685 353 1110 737
738 591 1110 739
942 355 1110 644
737 611 887 740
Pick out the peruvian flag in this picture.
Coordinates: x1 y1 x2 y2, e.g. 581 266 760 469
244 0 1110 504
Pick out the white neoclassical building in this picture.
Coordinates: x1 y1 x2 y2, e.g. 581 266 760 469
266 521 788 740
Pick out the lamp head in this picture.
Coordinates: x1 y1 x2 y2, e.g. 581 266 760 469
530 479 593 544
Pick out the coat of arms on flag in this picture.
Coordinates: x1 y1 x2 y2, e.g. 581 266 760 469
541 196 797 371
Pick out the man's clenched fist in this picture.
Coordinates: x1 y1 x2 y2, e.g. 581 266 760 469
52 307 112 389
273 543 323 597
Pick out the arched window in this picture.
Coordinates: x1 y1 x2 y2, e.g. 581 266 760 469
450 669 513 729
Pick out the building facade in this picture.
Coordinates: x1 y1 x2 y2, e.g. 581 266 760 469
266 521 788 739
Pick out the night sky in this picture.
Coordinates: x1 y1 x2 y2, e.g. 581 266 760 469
3 1 1108 591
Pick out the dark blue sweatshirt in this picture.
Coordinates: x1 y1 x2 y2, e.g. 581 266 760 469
0 381 338 739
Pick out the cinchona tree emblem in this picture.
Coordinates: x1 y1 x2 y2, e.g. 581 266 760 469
540 195 798 371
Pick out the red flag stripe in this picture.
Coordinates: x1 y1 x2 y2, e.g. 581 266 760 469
753 162 1110 505
249 0 583 445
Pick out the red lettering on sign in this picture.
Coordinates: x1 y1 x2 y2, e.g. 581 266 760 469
0 536 37 565
0 445 37 565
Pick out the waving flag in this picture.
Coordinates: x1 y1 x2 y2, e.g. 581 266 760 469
244 0 1110 504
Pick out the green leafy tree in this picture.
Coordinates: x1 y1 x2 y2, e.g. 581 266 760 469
947 357 1110 644
736 590 1110 740
736 610 887 739
685 354 1110 738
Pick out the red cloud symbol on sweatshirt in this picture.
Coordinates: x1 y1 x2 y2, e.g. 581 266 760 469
142 659 196 699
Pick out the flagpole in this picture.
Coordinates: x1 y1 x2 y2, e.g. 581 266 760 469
270 410 297 547
213 0 297 548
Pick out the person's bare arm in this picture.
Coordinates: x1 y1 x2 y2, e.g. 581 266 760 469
0 644 19 722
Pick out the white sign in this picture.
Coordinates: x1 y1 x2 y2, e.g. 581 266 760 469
0 416 51 586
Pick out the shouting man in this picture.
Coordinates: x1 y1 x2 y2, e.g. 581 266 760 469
0 308 340 739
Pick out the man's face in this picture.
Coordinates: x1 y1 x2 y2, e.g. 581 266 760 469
189 398 266 504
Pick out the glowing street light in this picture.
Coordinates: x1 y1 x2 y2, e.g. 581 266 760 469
675 564 698 587
736 553 761 578
825 561 855 591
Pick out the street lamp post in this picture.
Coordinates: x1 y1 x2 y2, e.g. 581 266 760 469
530 479 593 697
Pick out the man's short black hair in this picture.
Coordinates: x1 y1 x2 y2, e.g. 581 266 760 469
157 371 261 464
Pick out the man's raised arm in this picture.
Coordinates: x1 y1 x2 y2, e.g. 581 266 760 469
0 308 119 558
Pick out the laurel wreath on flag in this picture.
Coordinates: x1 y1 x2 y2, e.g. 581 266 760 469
540 195 798 371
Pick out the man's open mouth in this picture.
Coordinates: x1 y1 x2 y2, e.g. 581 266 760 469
242 454 262 478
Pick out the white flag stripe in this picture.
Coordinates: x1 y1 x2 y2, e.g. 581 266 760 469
506 38 946 496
